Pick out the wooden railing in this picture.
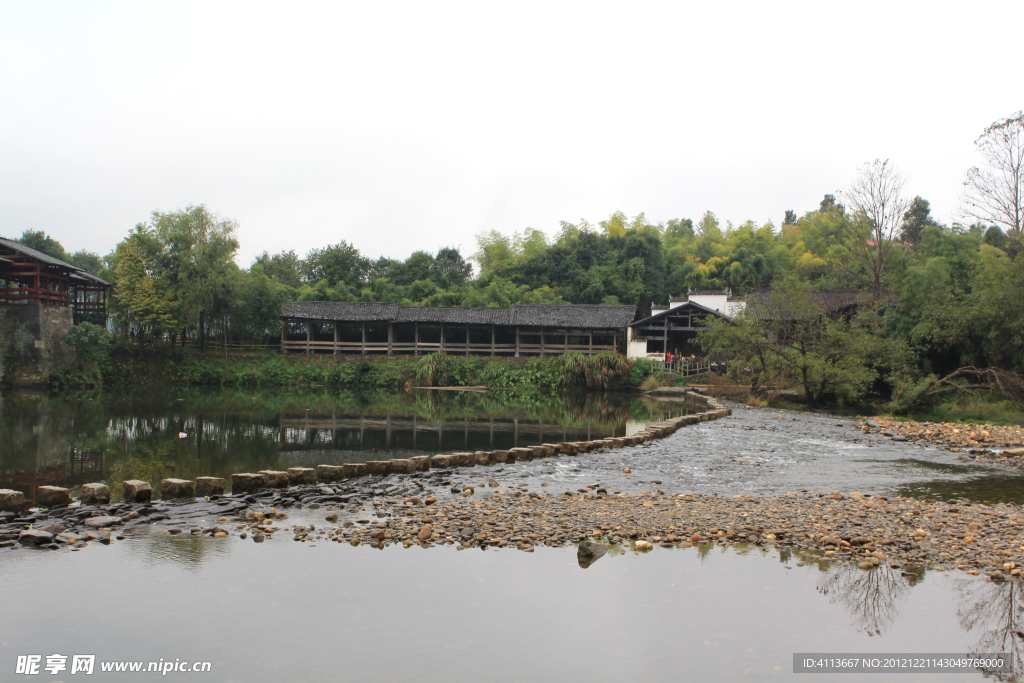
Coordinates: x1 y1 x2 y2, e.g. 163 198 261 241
279 340 617 356
650 358 726 376
0 287 72 307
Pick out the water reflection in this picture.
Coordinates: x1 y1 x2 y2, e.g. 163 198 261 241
814 559 1023 680
954 575 1024 680
817 563 910 636
0 387 696 503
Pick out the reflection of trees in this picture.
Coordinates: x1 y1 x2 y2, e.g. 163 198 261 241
817 564 909 636
954 576 1024 681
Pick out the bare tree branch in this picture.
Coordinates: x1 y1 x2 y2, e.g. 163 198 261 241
960 112 1024 240
835 159 911 299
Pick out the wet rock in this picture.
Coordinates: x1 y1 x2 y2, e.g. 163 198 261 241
634 540 653 551
288 468 317 485
342 463 367 478
19 529 54 546
258 471 290 488
316 465 345 483
161 479 195 499
417 525 433 541
123 480 152 503
0 489 27 513
488 477 500 488
38 523 64 535
325 513 338 522
79 483 110 505
577 540 607 561
390 459 416 474
37 486 71 508
195 477 225 497
84 516 122 529
231 473 265 494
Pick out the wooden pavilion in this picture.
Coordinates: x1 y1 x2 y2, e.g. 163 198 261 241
0 237 111 324
280 301 637 356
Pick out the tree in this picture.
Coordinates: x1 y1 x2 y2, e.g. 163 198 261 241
698 286 887 404
150 205 240 349
429 247 473 288
16 229 69 261
834 159 911 299
900 196 939 245
783 210 797 226
112 227 178 341
253 250 302 288
301 241 369 287
961 111 1024 241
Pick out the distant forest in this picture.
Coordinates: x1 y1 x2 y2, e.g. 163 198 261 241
7 111 1024 407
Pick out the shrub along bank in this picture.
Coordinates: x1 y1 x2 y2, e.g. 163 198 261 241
66 345 653 392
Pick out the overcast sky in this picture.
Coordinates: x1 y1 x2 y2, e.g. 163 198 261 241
1 1 1021 266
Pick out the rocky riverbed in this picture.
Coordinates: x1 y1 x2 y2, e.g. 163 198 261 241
3 465 1022 583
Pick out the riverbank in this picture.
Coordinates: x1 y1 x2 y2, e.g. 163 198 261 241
76 346 653 391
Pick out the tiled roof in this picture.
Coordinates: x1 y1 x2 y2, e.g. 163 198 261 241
0 237 82 271
70 271 112 286
629 300 726 328
395 307 512 325
510 304 637 329
283 301 636 329
283 301 400 321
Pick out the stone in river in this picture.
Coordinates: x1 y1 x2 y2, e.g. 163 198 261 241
460 527 474 539
577 540 608 564
325 513 338 522
19 529 54 546
417 525 433 541
161 478 195 499
38 524 65 535
84 516 122 529
123 480 152 503
37 486 71 508
287 468 316 485
634 540 653 552
80 483 111 505
195 477 225 497
231 473 265 494
258 471 290 488
0 489 27 513
316 465 345 483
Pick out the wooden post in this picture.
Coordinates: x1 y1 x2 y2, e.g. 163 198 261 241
564 330 568 354
306 321 312 354
441 323 445 353
515 326 520 357
333 321 339 354
465 325 470 356
540 326 545 356
414 321 419 355
361 323 367 355
663 317 669 358
280 321 286 354
490 325 495 357
588 333 593 355
387 322 393 356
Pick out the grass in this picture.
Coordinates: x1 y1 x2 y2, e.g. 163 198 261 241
896 395 1024 426
87 346 654 392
